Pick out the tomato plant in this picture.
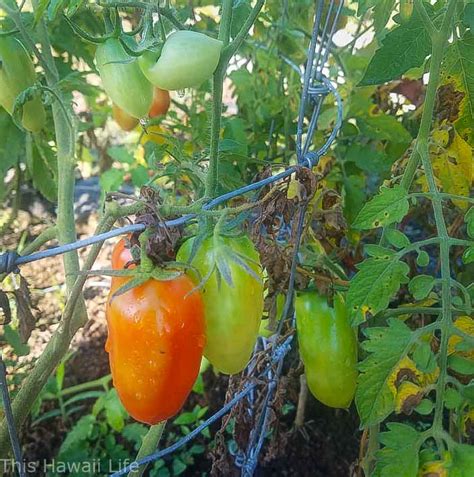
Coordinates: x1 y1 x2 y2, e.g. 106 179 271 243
1 1 473 475
106 239 205 424
0 36 46 132
138 31 223 91
96 38 153 119
177 235 264 375
295 291 357 409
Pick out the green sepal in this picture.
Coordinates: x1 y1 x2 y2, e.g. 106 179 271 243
63 15 108 44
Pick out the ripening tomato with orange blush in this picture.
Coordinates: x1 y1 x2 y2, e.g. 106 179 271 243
105 238 206 424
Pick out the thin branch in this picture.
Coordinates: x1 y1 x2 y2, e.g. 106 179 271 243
222 0 265 61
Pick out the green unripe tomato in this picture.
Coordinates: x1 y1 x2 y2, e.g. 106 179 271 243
177 235 264 375
138 31 223 91
0 36 46 132
295 291 358 409
95 38 153 119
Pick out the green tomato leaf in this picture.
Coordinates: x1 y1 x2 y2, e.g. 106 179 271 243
464 3 474 31
107 145 134 164
353 185 409 230
131 165 149 188
172 458 187 476
48 0 67 21
3 325 29 356
34 0 50 25
357 114 412 144
360 7 431 86
58 415 96 455
408 275 435 301
173 411 199 426
365 245 396 258
348 256 410 324
100 168 125 194
416 250 430 267
451 443 474 476
345 144 392 174
412 341 437 374
385 229 410 249
373 0 396 37
374 423 420 476
465 207 474 238
444 387 463 410
415 399 434 416
343 174 366 225
122 423 149 450
462 246 474 264
448 355 474 376
356 318 413 428
27 141 58 203
357 0 378 16
104 389 126 432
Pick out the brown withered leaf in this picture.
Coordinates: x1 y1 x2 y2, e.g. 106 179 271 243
14 275 36 343
0 290 12 325
392 79 425 106
133 187 184 265
436 83 465 123
311 189 347 246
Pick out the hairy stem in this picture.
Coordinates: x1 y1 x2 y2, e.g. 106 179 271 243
419 144 453 434
400 0 457 191
204 0 265 199
0 210 117 456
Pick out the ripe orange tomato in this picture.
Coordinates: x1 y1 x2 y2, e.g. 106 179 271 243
112 104 139 131
110 236 135 288
149 88 171 118
105 239 206 424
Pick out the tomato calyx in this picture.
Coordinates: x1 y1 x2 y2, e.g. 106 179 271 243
101 230 194 298
119 36 162 59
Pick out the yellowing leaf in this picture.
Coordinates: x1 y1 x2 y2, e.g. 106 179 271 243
448 316 474 359
417 460 448 477
394 381 423 414
440 33 474 147
461 407 474 437
287 179 299 200
387 356 422 397
418 366 439 387
431 136 472 210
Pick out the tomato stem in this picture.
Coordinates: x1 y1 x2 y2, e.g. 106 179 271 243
128 422 167 477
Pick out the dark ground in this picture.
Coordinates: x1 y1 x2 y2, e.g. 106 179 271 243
0 203 360 477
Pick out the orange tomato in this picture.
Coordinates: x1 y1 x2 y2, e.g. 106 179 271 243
105 239 205 424
149 87 171 118
112 104 139 131
110 237 135 288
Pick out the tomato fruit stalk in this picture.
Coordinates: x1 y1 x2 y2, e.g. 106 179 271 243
139 31 223 91
0 36 46 132
177 235 264 375
106 239 205 424
295 291 357 409
96 39 153 119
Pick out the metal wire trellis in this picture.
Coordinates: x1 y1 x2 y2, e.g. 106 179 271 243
0 1 343 475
